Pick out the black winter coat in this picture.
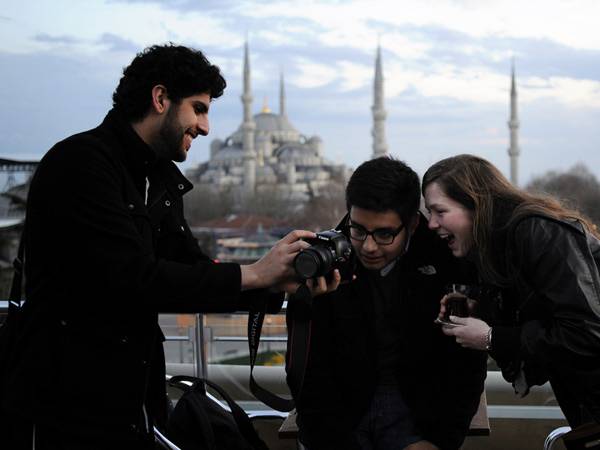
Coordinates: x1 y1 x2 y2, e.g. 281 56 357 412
489 215 600 426
0 110 282 444
286 217 487 450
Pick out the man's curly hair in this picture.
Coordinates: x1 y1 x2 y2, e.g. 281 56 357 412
112 43 226 122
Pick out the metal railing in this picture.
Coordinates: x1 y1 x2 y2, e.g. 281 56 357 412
544 426 571 450
1 301 571 447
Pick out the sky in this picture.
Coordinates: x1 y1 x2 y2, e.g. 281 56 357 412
1 0 600 186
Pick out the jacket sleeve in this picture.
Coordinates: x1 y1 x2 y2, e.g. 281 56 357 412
38 138 271 314
285 292 358 450
426 342 487 450
155 196 285 314
491 217 600 370
414 249 486 449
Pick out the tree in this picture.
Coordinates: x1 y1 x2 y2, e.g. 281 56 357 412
526 163 600 227
183 182 348 231
182 185 235 225
290 181 347 231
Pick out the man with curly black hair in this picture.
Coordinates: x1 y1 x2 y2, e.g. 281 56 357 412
0 44 317 449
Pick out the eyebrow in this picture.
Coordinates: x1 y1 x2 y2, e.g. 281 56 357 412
349 219 402 232
426 203 443 210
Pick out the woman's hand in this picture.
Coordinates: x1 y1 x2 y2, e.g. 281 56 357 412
438 293 479 321
441 316 491 351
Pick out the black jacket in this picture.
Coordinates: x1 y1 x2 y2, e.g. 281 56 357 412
489 216 600 426
0 110 282 443
286 217 486 450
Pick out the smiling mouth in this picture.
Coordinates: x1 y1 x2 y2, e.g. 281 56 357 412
183 131 197 150
439 233 456 247
361 255 382 262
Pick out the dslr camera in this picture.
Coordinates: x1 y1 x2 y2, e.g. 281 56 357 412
293 229 354 280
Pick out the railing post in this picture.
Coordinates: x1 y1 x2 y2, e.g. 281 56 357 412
194 313 208 378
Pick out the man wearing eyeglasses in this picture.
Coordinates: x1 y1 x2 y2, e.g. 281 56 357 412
287 157 486 450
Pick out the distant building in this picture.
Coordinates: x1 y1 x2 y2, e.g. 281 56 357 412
186 42 351 203
215 225 280 265
0 159 34 299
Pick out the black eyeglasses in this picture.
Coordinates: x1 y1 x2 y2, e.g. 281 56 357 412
348 222 405 245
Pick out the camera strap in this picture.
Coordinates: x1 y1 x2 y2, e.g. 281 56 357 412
247 284 312 412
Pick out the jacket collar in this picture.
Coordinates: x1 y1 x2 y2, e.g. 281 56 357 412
101 108 193 198
102 108 156 172
149 161 193 199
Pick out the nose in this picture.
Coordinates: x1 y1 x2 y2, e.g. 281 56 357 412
362 234 378 252
197 115 209 136
428 215 439 230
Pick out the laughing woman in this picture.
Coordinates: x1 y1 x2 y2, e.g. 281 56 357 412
422 154 600 428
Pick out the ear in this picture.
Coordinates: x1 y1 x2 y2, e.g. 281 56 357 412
408 212 420 236
150 85 169 114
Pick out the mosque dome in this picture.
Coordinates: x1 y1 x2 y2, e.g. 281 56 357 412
253 112 298 134
212 145 244 162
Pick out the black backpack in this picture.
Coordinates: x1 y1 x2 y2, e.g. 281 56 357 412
165 375 269 450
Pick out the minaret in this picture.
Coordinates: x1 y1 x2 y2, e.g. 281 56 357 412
279 71 286 117
371 44 388 159
508 60 520 186
241 40 256 194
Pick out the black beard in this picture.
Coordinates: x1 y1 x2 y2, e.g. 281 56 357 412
156 104 185 162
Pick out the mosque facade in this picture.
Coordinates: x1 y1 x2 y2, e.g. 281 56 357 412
186 42 352 202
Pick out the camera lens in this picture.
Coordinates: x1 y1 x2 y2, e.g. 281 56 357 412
294 246 334 279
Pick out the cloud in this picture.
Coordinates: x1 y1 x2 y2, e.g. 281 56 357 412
97 33 139 53
239 0 600 54
0 1 244 56
106 0 251 12
33 33 81 45
289 57 337 88
3 0 600 185
522 76 600 108
336 60 372 91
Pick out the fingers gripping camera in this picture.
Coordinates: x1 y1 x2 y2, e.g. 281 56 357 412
293 230 355 280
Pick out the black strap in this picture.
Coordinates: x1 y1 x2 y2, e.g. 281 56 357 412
168 375 268 450
247 284 312 412
8 229 26 313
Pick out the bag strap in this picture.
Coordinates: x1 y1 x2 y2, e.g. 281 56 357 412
8 227 26 315
168 375 268 450
168 375 201 392
247 284 312 412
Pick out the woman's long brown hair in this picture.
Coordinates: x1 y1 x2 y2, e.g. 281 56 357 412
422 154 598 285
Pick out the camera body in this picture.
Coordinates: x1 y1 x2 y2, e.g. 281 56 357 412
293 229 354 280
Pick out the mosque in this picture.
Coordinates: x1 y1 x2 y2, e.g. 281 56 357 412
185 42 359 202
186 43 521 200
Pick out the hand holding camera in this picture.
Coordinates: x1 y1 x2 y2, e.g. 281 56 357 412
293 229 354 280
241 229 315 292
288 229 355 300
